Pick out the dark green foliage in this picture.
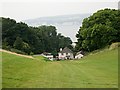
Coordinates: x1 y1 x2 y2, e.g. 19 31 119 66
2 17 72 55
13 37 24 50
13 37 30 54
10 48 26 55
76 9 120 52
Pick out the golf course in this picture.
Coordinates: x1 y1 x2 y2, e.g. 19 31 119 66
1 47 118 88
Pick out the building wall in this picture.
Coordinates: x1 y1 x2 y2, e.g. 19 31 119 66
69 53 74 59
42 54 54 61
58 53 65 59
75 54 83 59
58 53 74 60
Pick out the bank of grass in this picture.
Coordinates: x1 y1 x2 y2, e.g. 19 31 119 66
2 48 118 88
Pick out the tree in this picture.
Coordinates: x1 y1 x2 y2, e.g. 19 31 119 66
13 37 24 50
13 37 30 54
2 17 73 55
75 9 120 52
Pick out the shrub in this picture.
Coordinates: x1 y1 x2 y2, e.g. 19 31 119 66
10 48 26 55
30 52 34 55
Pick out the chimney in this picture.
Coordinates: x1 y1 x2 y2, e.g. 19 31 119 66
60 48 62 51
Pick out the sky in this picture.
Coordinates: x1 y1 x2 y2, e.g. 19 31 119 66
1 0 119 22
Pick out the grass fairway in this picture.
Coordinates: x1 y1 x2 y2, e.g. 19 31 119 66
2 49 118 88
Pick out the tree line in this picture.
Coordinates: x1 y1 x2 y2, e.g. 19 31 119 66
75 9 120 52
2 8 120 56
2 17 72 56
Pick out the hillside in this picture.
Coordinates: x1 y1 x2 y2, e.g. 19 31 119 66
23 14 90 26
2 48 118 88
0 49 33 59
23 14 91 42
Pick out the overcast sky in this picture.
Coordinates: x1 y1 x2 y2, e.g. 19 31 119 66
1 0 119 22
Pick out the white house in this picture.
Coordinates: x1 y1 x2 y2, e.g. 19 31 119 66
75 51 84 59
58 47 74 60
41 52 54 61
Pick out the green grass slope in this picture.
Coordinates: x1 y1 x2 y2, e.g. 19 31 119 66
2 49 118 88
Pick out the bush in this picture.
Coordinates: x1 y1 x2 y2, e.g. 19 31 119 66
43 57 51 61
30 52 34 55
2 45 11 51
10 48 26 55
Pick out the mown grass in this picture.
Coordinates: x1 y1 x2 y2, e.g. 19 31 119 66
2 48 118 88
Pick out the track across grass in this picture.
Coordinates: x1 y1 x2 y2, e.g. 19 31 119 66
2 48 118 88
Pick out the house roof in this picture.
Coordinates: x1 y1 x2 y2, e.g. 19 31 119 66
59 47 73 53
76 50 84 55
42 52 52 56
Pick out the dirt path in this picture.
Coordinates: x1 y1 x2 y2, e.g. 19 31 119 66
0 49 34 59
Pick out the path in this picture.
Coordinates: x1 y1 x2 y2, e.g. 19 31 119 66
0 49 34 59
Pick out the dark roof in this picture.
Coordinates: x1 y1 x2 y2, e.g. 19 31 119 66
43 52 52 55
76 50 84 55
59 47 73 53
